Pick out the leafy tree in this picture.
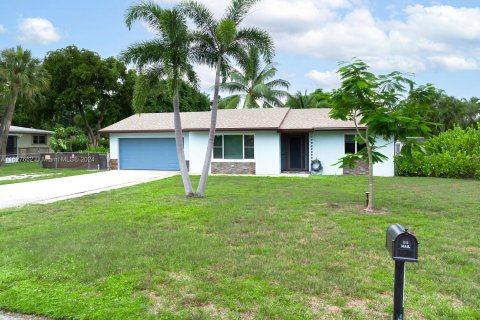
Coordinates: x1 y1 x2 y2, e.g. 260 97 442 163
49 126 89 152
123 1 198 196
330 59 432 211
133 78 210 113
43 46 130 149
0 46 49 166
219 47 289 109
181 0 274 196
405 85 480 134
285 89 331 109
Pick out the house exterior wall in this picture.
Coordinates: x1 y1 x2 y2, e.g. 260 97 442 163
9 133 52 155
188 130 281 175
108 130 394 176
371 136 395 177
310 131 395 177
310 131 344 175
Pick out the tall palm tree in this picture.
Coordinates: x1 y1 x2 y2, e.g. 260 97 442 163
122 2 196 196
0 46 49 166
219 47 289 109
181 0 274 196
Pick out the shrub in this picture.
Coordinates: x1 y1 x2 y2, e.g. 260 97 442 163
396 127 480 179
49 127 89 152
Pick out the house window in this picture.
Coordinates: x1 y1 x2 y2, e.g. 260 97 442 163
33 135 47 145
213 134 254 160
345 134 365 154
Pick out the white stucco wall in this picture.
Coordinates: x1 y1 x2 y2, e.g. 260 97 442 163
109 132 189 161
310 131 395 176
253 131 281 175
187 131 281 175
310 131 344 175
372 136 395 177
188 131 209 174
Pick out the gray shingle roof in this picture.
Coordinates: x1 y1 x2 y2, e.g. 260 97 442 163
100 108 362 133
279 108 363 130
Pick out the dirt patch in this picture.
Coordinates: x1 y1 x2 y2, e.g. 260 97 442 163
308 296 342 319
346 298 389 318
145 291 175 314
316 202 389 215
168 271 191 282
200 303 229 319
240 311 255 320
466 246 480 254
355 205 390 215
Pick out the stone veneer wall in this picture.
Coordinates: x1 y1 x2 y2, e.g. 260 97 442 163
211 162 256 175
109 159 118 170
343 160 368 176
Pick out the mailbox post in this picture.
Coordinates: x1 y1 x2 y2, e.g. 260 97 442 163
386 224 418 320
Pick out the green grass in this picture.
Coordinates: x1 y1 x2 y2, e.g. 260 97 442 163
0 175 478 319
0 162 94 185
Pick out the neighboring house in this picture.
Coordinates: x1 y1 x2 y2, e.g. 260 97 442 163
6 126 53 161
100 108 395 176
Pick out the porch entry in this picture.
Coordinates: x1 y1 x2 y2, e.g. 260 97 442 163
281 133 309 172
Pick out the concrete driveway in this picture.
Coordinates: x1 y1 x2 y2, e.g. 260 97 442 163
0 170 177 209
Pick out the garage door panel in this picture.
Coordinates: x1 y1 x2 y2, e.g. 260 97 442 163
119 138 179 170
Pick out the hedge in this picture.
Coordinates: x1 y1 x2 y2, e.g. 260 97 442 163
395 127 480 179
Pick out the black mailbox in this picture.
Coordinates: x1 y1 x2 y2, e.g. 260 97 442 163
386 224 418 262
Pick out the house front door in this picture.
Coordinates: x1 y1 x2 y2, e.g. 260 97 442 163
281 134 309 171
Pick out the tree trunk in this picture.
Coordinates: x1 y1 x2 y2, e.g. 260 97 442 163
78 103 96 149
196 56 222 197
173 91 194 197
366 142 374 211
0 87 19 167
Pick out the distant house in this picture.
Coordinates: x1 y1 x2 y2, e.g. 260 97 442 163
6 126 53 162
100 108 395 176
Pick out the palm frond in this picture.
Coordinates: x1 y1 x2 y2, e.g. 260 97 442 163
125 1 164 31
219 95 241 109
235 27 274 63
226 0 260 24
180 0 217 35
120 40 167 68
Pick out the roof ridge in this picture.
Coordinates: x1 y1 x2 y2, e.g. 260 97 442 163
278 108 291 129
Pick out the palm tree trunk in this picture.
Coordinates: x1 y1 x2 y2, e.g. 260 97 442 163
196 56 222 197
0 87 19 167
173 91 194 197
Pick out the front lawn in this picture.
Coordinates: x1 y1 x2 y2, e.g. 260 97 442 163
0 162 94 185
0 175 478 319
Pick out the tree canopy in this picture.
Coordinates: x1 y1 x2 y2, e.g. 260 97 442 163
0 46 49 165
330 59 433 210
43 45 134 148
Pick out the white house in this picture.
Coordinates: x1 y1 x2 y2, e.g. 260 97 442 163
6 126 53 162
99 108 395 176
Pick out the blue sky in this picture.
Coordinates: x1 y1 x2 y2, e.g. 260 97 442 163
0 0 479 98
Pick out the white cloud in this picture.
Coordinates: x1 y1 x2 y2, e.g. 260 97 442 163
0 24 6 33
195 64 216 93
18 18 61 45
151 1 480 72
305 69 341 90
